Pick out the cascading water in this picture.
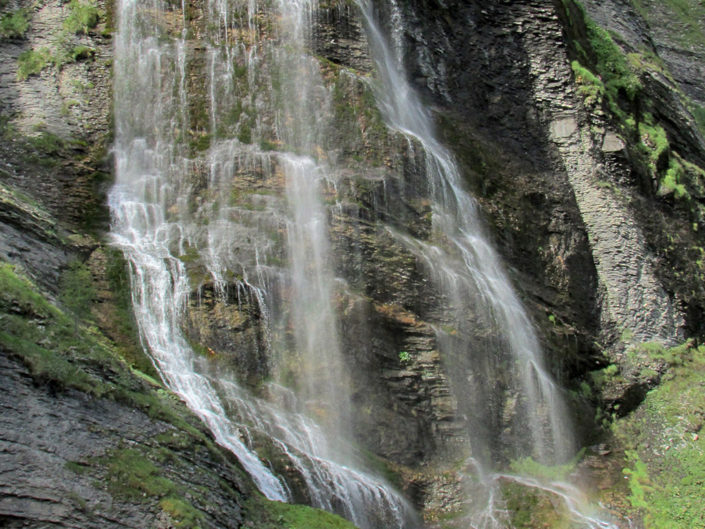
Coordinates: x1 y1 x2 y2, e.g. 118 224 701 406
110 0 410 526
357 1 617 527
111 0 618 526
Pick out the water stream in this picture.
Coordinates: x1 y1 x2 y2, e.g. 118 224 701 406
357 1 618 527
111 0 617 527
110 0 410 526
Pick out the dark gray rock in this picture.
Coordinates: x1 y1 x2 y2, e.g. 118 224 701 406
0 352 248 529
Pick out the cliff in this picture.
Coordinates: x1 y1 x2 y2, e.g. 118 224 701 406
1 0 704 527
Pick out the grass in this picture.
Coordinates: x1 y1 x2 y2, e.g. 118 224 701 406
17 47 51 80
63 0 100 35
0 8 30 39
609 342 705 527
245 498 358 529
104 448 178 500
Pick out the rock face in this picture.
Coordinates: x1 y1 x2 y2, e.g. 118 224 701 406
0 353 247 529
391 0 705 366
2 0 705 527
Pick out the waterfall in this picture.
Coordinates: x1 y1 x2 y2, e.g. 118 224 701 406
110 0 410 526
358 0 573 467
110 0 616 526
357 1 618 527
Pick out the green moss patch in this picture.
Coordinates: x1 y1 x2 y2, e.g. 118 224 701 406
606 343 705 527
0 8 30 39
245 498 358 529
17 47 51 80
501 480 575 529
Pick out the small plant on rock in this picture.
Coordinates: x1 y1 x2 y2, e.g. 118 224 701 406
63 0 100 35
16 47 51 80
0 8 30 39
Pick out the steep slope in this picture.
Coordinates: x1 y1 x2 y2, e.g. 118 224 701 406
384 0 705 525
0 1 355 527
2 0 705 527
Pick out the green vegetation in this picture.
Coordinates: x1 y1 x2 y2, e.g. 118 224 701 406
29 130 67 154
0 261 252 526
75 446 206 528
59 259 96 333
0 260 173 418
563 0 705 209
104 248 158 378
17 47 51 80
0 8 30 39
245 498 358 529
0 261 101 393
630 0 705 49
607 342 705 527
398 350 411 363
501 480 572 529
637 119 669 172
14 1 100 81
692 105 705 136
509 455 579 482
18 130 90 167
571 60 605 107
63 0 100 35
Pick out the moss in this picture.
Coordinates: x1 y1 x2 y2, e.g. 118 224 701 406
509 455 579 482
692 105 705 136
0 262 108 395
104 248 158 378
606 343 705 527
0 8 30 39
562 0 705 219
60 259 96 331
0 261 205 442
71 44 96 61
191 133 212 152
159 496 205 528
103 448 177 500
237 122 252 144
501 480 573 529
0 261 253 526
660 158 688 199
17 47 51 80
637 120 669 169
245 497 358 529
571 60 605 107
65 460 91 474
630 0 705 50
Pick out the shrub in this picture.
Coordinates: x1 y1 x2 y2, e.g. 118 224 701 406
63 0 100 35
0 8 30 39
